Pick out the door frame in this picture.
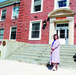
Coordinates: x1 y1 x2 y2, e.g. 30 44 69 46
55 23 69 45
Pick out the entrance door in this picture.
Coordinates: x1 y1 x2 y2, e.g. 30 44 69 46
56 23 69 45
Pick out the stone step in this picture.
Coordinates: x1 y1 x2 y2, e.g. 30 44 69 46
15 49 76 54
13 51 75 57
60 61 76 66
7 55 50 63
11 53 50 59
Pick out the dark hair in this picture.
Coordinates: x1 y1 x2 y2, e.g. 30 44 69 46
53 34 59 40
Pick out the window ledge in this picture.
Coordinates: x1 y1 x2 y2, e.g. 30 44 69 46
29 38 41 40
54 7 70 10
11 19 18 20
0 20 5 22
31 11 42 14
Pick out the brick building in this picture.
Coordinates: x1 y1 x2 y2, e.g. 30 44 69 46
0 0 76 45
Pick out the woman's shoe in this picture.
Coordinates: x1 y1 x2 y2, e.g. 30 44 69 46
52 66 56 71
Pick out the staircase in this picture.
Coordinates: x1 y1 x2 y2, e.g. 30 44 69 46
6 44 76 69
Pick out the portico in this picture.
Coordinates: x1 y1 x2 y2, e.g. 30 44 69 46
48 8 75 45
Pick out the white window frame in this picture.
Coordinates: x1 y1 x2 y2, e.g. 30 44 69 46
29 20 42 40
0 10 1 21
31 0 43 13
0 28 4 40
54 0 70 10
1 9 7 21
11 5 19 20
10 26 17 40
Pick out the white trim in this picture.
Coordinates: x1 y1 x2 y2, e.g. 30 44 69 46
0 10 2 21
11 6 13 20
9 26 17 40
54 0 70 10
31 0 43 13
29 20 42 40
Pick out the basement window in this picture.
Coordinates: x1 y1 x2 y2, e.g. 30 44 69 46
1 9 7 21
0 28 4 39
12 5 19 19
10 27 17 39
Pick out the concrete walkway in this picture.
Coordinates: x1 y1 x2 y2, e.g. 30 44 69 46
0 59 76 75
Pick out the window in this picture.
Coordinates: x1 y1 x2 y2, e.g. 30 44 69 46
12 5 19 19
31 0 43 13
0 28 4 39
29 20 42 40
10 27 17 39
1 9 6 21
58 0 67 7
54 0 69 9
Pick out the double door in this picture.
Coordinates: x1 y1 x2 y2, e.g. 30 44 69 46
56 23 69 45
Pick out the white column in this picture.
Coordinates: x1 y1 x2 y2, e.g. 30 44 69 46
69 19 74 45
49 21 55 44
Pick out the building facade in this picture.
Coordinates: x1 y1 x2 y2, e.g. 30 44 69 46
0 0 76 45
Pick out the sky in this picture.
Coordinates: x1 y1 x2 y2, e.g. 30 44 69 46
0 0 6 2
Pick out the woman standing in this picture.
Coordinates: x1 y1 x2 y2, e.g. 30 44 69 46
50 34 60 71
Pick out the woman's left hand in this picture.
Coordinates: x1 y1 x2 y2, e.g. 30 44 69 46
51 47 55 50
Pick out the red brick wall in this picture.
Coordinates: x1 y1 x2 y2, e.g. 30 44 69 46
0 0 76 44
70 0 76 44
0 6 18 39
16 0 54 44
0 5 18 40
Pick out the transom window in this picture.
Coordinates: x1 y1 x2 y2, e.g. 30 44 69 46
29 21 42 40
10 27 17 39
31 0 43 13
0 28 4 39
1 9 7 21
12 5 19 19
57 23 68 27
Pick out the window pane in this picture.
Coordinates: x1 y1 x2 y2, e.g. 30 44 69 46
34 0 41 6
33 0 41 12
0 28 4 39
56 30 58 34
57 23 68 27
60 30 65 38
11 27 17 39
32 23 40 30
12 5 19 19
1 9 6 20
34 5 41 11
58 0 67 7
32 31 39 38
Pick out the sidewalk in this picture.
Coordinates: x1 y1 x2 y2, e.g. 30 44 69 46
0 59 76 75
